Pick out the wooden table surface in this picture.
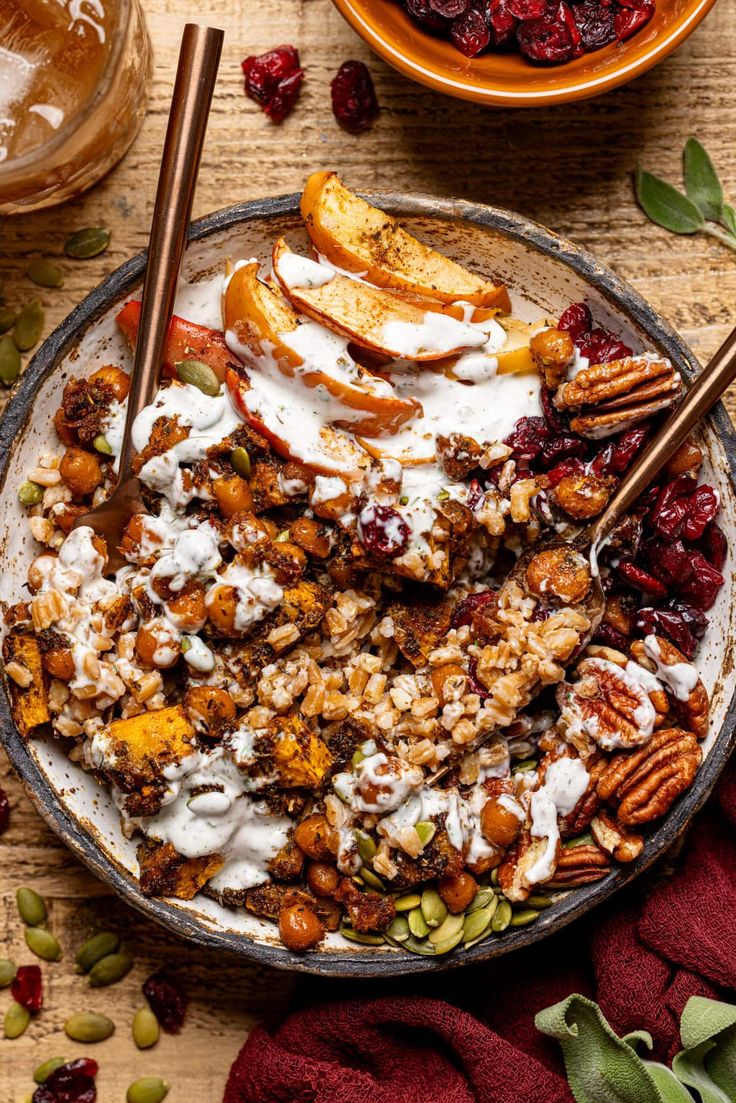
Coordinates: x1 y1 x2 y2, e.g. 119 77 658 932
2 0 736 1097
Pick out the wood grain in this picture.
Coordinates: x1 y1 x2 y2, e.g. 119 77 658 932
2 0 736 1097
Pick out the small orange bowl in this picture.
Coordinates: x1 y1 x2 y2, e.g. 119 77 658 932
332 0 717 105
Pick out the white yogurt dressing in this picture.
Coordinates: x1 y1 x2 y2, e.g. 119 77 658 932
526 756 590 885
643 635 699 702
276 252 336 290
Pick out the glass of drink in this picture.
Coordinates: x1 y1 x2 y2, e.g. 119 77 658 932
0 0 151 215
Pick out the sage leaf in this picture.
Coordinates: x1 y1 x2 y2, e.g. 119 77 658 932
683 138 724 222
721 204 736 236
706 1024 736 1099
643 1062 693 1102
635 167 704 234
672 1041 730 1103
679 997 736 1098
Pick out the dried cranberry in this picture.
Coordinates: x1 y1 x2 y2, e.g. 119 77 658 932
357 504 410 558
701 521 728 571
504 416 549 461
507 0 546 18
572 0 616 48
331 61 379 133
540 386 567 435
451 7 492 54
34 1059 99 1103
558 302 592 342
644 538 694 587
0 785 8 835
430 0 471 16
265 69 305 123
242 46 304 123
648 474 698 539
488 0 519 43
406 0 450 28
539 434 587 469
593 622 629 651
11 964 42 1014
452 588 498 629
578 327 633 364
591 426 649 477
614 0 654 39
143 971 188 1033
616 559 668 599
681 484 719 542
676 552 724 611
546 457 585 487
517 4 583 62
667 600 709 639
635 607 698 658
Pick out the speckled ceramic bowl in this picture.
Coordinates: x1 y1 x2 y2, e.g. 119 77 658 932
332 0 718 106
1 192 735 976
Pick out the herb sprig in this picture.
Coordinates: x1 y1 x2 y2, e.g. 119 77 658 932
636 138 736 253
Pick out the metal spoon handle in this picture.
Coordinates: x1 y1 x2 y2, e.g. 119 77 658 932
115 23 224 482
589 324 736 547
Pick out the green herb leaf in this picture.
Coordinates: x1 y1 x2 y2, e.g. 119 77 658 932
683 138 724 222
642 1062 694 1102
635 167 704 234
721 204 736 237
672 1041 730 1103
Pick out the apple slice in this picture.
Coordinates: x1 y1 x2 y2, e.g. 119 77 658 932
301 171 511 312
272 239 496 363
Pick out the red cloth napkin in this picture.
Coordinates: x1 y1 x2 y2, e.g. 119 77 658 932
224 764 736 1103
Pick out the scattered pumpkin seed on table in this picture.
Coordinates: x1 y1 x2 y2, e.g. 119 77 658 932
27 258 64 289
126 1076 170 1103
17 885 47 926
0 334 21 385
34 1057 68 1083
0 958 16 987
0 305 16 333
4 1001 30 1039
132 1005 160 1049
13 300 45 351
65 227 111 259
25 926 62 962
88 951 133 987
64 1011 115 1042
75 931 121 974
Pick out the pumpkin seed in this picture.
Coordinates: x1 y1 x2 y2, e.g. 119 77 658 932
14 300 44 351
230 445 251 478
393 893 421 912
463 901 497 944
432 928 464 955
25 926 61 961
132 1005 160 1050
354 828 376 864
34 1057 68 1083
0 306 16 332
563 832 593 849
357 868 385 892
463 925 494 950
351 747 366 767
88 951 133 987
64 1011 115 1042
17 886 47 927
420 887 447 929
0 334 21 385
18 480 43 506
93 433 112 455
65 227 111 259
428 912 464 946
414 820 436 848
509 908 539 928
386 916 410 943
408 907 430 940
526 893 553 910
513 758 537 774
127 1077 169 1103
467 886 494 914
340 926 384 946
403 935 435 956
27 258 64 289
0 958 16 987
491 899 512 932
75 931 120 974
175 359 220 396
4 1001 30 1039
490 868 500 886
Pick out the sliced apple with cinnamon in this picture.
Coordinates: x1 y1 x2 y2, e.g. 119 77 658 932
300 171 511 312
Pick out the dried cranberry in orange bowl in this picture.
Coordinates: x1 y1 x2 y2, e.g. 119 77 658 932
1 175 736 975
331 0 718 105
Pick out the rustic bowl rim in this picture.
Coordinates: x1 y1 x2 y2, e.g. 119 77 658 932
1 189 735 977
331 0 719 107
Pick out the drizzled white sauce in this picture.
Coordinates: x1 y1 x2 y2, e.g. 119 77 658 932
333 752 424 813
382 311 490 358
206 560 283 634
276 253 336 290
643 635 699 702
526 756 590 885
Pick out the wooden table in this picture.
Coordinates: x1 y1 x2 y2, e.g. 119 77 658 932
2 0 735 1096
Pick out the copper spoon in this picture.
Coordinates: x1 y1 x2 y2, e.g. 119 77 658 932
429 323 736 784
74 23 224 572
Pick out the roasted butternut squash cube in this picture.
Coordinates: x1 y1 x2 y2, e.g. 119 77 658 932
138 840 223 900
2 631 50 737
271 715 332 788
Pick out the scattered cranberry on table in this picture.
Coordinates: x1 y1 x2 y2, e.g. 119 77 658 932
241 45 304 122
331 60 380 132
11 964 43 1014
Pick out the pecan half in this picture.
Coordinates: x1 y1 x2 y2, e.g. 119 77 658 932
630 635 709 740
542 842 610 887
497 830 559 903
554 356 682 439
557 656 657 754
596 726 701 825
590 809 644 862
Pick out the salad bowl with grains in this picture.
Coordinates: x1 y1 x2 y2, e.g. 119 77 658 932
1 175 736 975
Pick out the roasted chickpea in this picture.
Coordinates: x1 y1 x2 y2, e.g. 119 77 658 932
438 871 478 914
289 516 332 558
278 903 324 952
529 327 575 390
213 474 253 518
53 408 77 446
306 861 340 898
666 438 703 478
481 796 522 848
205 583 238 635
166 582 207 631
59 447 103 498
54 504 87 535
466 850 503 876
551 473 614 521
308 482 353 522
185 686 237 729
430 663 467 706
135 623 180 668
42 648 75 681
27 554 56 594
89 364 131 401
293 814 338 861
525 546 591 605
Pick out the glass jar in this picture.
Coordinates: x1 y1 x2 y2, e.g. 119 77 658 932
0 0 151 215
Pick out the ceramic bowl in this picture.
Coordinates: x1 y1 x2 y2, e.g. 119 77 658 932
1 192 735 977
332 0 718 106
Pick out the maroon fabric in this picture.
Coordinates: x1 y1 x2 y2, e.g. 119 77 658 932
225 763 736 1103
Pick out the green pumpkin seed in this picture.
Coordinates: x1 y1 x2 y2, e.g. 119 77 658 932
467 886 494 914
354 828 376 864
34 1057 68 1083
463 901 497 944
0 958 16 988
230 445 251 478
357 868 385 892
393 893 421 912
4 1001 30 1039
17 886 47 927
27 258 64 289
351 747 366 767
563 832 593 849
414 820 436 848
386 916 410 943
463 925 494 950
490 868 500 886
513 758 538 774
175 359 220 396
18 480 43 506
428 912 464 946
132 1006 160 1050
88 951 132 988
408 907 430 939
25 926 61 961
509 908 539 928
420 887 447 929
432 928 464 955
126 1077 169 1103
340 926 384 946
0 306 16 333
75 931 121 974
64 1011 115 1043
93 433 112 455
0 334 21 385
526 893 553 910
491 898 512 932
14 300 44 351
65 227 111 260
403 935 435 956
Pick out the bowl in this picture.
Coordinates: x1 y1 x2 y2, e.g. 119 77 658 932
331 0 718 106
2 191 736 977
